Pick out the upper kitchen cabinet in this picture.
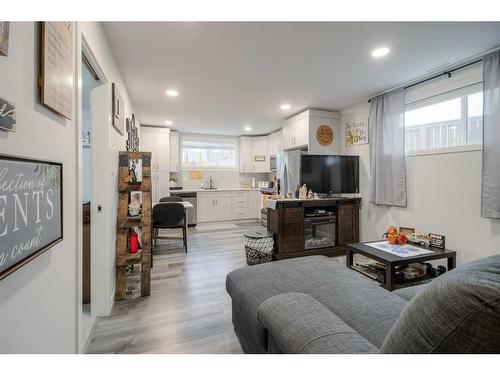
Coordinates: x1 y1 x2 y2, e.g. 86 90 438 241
269 130 283 156
239 136 270 173
169 131 180 172
282 109 340 154
141 126 170 172
252 136 270 173
283 114 309 149
239 137 254 173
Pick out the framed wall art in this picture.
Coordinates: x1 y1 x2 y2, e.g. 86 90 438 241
0 22 9 56
316 124 334 146
345 118 369 147
0 154 63 281
39 22 74 120
0 96 16 132
112 83 125 135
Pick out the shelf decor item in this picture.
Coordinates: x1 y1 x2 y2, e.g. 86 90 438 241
0 154 63 280
128 191 142 216
116 151 152 299
126 114 139 151
0 22 9 56
112 83 125 135
39 22 73 119
0 96 16 132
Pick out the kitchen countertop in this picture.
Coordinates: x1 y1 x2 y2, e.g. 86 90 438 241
170 187 263 193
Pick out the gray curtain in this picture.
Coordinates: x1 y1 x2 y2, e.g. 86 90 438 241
369 89 407 207
482 51 500 219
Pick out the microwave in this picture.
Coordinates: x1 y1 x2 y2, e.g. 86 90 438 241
270 156 277 171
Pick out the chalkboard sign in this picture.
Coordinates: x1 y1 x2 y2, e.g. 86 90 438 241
0 154 63 280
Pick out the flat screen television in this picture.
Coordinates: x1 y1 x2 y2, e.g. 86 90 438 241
300 155 359 194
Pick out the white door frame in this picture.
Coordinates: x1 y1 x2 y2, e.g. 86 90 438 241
74 24 109 354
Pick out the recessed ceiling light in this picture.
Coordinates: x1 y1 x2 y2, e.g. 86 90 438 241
166 89 179 97
244 126 252 132
280 104 291 110
164 120 173 125
371 47 390 58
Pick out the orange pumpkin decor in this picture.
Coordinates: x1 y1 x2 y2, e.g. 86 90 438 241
386 226 408 245
387 226 399 245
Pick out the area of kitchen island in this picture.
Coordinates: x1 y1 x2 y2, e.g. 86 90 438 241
266 197 361 260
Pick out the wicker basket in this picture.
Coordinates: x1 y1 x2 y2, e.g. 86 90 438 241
244 231 274 266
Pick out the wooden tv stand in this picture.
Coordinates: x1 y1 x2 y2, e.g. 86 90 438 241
267 197 360 260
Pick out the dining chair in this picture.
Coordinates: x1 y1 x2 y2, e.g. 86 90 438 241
152 202 187 261
159 196 183 202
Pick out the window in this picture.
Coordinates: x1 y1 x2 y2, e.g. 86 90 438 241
405 90 483 153
404 63 483 154
181 135 237 169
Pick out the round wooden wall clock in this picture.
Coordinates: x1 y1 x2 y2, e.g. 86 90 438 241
316 125 334 146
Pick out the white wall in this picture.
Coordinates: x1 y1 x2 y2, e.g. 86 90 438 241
78 22 137 317
0 22 78 353
340 102 500 265
0 21 137 354
307 111 341 155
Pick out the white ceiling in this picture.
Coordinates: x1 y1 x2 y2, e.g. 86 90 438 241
102 22 500 136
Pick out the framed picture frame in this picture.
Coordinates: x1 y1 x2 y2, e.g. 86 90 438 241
112 83 125 135
0 96 16 132
0 154 63 281
39 22 74 120
345 118 369 147
0 22 10 56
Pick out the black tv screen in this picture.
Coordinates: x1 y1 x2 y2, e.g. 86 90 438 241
301 155 359 194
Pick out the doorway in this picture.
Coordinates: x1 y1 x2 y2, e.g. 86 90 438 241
80 52 101 348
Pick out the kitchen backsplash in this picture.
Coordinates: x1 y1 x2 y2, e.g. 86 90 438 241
172 169 272 190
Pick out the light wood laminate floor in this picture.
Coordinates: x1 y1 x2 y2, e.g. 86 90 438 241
85 222 262 354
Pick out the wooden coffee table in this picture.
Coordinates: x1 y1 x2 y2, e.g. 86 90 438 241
346 242 456 291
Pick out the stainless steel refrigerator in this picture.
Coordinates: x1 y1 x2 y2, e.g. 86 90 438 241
276 149 302 196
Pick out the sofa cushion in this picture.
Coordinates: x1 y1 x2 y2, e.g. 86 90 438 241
381 255 500 353
226 256 407 352
392 284 427 301
257 292 378 354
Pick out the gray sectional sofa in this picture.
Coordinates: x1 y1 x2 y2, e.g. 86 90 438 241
226 254 500 353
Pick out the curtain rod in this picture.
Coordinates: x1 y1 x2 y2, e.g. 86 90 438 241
367 45 500 103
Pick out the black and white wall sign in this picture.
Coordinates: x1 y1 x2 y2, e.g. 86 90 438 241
429 233 446 250
0 96 16 132
0 155 63 280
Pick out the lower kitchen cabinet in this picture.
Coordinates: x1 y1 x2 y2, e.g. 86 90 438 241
197 190 260 222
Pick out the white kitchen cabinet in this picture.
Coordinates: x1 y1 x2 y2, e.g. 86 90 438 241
215 193 233 221
283 117 308 150
198 192 233 222
239 138 254 173
249 190 261 219
141 126 170 203
197 194 213 222
252 136 270 173
198 190 261 222
232 191 250 219
169 131 180 172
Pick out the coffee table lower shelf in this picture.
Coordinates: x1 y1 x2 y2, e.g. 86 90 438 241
346 242 456 291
